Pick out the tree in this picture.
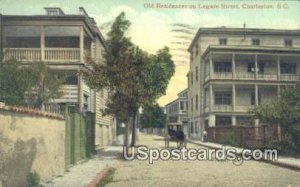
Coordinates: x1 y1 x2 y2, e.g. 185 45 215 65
140 103 166 129
82 12 175 147
252 83 300 155
0 59 64 109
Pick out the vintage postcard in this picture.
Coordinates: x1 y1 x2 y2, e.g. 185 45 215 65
0 0 300 186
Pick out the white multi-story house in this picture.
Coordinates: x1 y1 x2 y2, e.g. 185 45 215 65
0 7 116 148
188 27 300 140
165 89 189 137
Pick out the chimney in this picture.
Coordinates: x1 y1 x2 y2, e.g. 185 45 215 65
44 7 65 16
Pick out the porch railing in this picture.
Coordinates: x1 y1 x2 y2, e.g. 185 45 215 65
3 48 41 61
257 73 277 81
45 48 80 62
50 85 78 103
280 74 300 82
235 72 255 80
211 72 232 80
235 105 255 112
3 48 81 62
212 105 232 112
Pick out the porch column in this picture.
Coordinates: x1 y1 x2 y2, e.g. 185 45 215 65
232 83 236 112
232 116 236 126
255 84 258 106
277 55 280 81
40 26 45 61
209 53 213 78
254 84 260 130
254 54 258 79
80 26 84 63
209 114 215 127
232 53 236 79
209 84 213 112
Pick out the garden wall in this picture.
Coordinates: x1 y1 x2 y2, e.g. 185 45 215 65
0 105 65 187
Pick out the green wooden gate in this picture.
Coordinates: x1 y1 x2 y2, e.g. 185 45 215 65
64 105 95 168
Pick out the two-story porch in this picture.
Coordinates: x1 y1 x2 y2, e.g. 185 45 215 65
203 46 300 83
2 24 92 63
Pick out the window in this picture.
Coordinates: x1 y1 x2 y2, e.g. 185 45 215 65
258 62 264 74
281 63 296 74
247 62 255 73
247 62 264 73
252 39 260 46
219 38 227 45
214 62 232 72
195 121 198 133
216 116 232 127
215 91 232 105
65 75 78 85
284 39 293 47
83 94 89 111
195 43 199 56
180 101 184 110
191 72 193 85
190 122 194 133
195 94 198 110
190 52 193 62
191 98 193 111
196 66 199 81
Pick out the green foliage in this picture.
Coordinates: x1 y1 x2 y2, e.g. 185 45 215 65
140 103 166 129
252 83 300 155
0 59 29 105
0 59 64 108
219 130 238 147
272 133 298 156
27 171 40 187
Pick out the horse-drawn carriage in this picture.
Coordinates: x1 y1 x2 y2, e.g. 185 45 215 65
164 123 187 148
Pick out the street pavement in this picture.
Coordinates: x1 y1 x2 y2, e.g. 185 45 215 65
107 133 300 187
44 133 300 187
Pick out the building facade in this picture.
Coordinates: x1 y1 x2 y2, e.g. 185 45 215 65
165 89 189 137
0 7 116 148
188 27 300 140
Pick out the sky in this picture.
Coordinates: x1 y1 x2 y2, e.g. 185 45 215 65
0 0 299 106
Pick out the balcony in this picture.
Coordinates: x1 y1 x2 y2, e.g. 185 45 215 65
207 72 280 82
3 48 81 63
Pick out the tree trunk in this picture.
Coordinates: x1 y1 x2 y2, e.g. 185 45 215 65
131 111 137 146
123 121 129 148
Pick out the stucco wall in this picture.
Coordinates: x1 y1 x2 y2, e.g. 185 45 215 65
0 108 65 187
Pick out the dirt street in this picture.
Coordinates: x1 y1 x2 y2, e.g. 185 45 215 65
107 134 300 187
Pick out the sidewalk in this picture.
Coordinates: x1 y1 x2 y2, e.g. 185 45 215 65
43 146 122 187
187 138 300 171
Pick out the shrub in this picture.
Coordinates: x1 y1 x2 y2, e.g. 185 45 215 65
219 131 239 147
27 171 40 187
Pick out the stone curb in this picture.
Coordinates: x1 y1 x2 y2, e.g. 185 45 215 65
86 167 113 187
187 139 300 172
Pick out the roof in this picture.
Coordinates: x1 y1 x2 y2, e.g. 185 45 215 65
188 27 300 52
201 45 300 59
